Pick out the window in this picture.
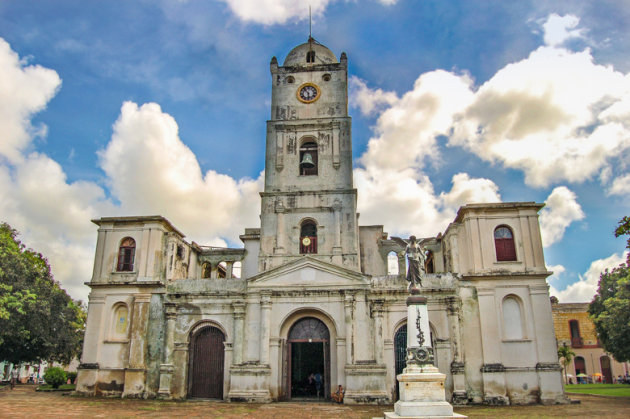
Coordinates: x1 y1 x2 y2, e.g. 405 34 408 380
300 220 317 254
286 75 295 84
218 262 227 278
299 141 318 176
306 50 315 63
425 250 434 274
201 262 211 279
232 261 242 279
117 237 136 271
494 226 516 261
387 251 399 275
322 73 331 82
502 295 524 339
569 320 583 347
112 304 129 339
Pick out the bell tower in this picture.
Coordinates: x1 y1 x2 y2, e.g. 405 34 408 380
258 37 360 272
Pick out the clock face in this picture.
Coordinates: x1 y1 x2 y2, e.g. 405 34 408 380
297 83 320 103
301 237 311 246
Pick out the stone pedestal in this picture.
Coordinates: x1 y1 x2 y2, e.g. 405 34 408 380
383 294 465 418
384 364 465 418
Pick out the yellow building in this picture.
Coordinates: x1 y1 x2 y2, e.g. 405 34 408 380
552 303 629 383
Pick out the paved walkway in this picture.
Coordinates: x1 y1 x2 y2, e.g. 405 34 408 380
1 384 630 418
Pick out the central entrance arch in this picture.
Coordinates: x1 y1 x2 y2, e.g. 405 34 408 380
286 317 330 400
188 325 225 399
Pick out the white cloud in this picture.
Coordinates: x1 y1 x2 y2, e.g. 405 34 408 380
539 186 585 247
440 173 501 210
218 0 397 24
359 70 475 172
450 44 630 187
0 39 263 301
549 252 628 303
99 101 263 243
607 173 630 196
0 38 61 164
349 76 398 116
542 14 584 47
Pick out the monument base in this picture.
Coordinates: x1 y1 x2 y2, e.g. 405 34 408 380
383 364 466 418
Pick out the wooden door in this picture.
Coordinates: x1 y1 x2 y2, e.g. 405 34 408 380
189 326 225 399
600 356 612 383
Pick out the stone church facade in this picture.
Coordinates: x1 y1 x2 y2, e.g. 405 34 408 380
76 39 565 405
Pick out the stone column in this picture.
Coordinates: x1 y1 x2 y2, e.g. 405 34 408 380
232 302 246 365
158 303 177 398
123 293 152 397
332 199 342 265
446 297 467 404
76 294 105 395
259 292 272 365
371 300 385 364
275 200 285 254
344 293 354 365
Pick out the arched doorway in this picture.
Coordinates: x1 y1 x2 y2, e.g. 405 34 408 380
574 356 586 383
394 324 407 400
286 317 330 400
188 326 225 399
600 356 612 383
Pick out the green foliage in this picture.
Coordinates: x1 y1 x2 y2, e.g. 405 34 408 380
557 345 576 383
589 264 630 362
0 222 86 364
43 367 67 389
615 216 630 264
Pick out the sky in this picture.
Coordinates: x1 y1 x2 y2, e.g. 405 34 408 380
0 0 629 303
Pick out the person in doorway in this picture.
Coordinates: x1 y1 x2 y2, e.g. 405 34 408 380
314 372 323 398
308 373 316 396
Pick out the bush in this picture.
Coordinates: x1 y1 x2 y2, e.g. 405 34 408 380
43 367 67 389
67 371 77 384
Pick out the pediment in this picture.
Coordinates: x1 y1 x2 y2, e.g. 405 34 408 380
248 256 369 290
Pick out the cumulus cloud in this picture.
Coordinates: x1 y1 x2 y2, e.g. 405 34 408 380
439 173 501 210
539 186 585 247
549 252 628 303
607 173 630 196
0 39 262 301
349 76 398 116
360 70 474 172
0 38 61 163
99 101 263 242
218 0 397 24
542 14 584 47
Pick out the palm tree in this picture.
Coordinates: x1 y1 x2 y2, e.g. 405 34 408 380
558 344 576 384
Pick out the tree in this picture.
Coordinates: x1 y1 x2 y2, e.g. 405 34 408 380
588 264 630 362
615 216 630 264
0 222 86 364
557 345 575 384
588 216 630 363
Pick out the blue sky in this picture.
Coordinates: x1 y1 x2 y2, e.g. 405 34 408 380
0 0 628 302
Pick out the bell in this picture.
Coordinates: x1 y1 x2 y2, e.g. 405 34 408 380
300 153 315 168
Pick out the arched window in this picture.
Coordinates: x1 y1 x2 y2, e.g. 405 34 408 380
201 262 211 279
306 50 315 63
300 220 317 254
112 303 129 339
387 251 399 275
569 320 583 347
299 141 318 176
117 237 136 271
494 226 516 262
425 250 434 274
218 262 227 278
502 295 524 339
232 261 242 279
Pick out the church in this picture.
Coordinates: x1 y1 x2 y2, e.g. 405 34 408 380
75 38 565 405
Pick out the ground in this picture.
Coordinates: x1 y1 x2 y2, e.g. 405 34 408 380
1 385 630 418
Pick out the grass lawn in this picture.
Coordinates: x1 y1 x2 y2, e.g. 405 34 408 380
565 384 630 397
36 384 76 391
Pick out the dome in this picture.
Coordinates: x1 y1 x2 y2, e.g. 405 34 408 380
283 38 338 67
